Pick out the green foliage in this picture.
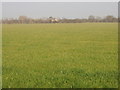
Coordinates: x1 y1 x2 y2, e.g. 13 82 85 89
2 23 118 88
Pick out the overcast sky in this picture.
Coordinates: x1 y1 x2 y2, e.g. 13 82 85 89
2 2 118 19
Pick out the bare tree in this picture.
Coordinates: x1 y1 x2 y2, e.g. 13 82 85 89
19 16 28 24
95 16 102 22
88 15 95 22
2 15 118 24
104 15 116 22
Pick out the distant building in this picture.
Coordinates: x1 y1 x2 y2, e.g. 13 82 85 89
49 17 59 23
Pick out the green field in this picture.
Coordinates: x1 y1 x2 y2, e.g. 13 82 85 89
2 23 118 88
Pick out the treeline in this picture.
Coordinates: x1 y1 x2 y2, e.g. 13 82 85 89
1 15 119 24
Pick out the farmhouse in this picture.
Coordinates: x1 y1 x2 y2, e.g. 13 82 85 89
49 17 59 23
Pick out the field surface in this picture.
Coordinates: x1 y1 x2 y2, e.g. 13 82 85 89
2 23 118 88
